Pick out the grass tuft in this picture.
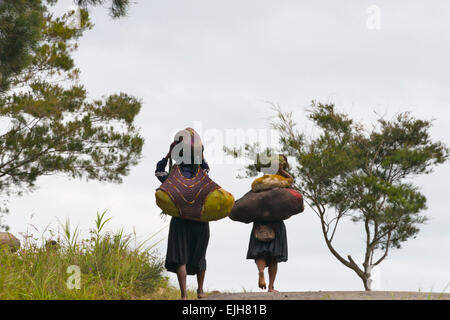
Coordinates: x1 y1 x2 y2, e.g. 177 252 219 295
0 211 169 300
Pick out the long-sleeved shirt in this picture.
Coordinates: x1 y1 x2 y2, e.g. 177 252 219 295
155 157 210 183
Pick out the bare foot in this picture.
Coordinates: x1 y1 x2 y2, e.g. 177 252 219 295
268 288 278 293
258 271 266 290
197 289 205 299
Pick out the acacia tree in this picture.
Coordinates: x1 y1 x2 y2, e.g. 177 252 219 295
0 0 142 230
227 102 448 291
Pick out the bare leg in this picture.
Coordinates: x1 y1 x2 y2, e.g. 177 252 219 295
255 258 267 290
197 270 206 299
268 258 278 292
176 264 188 300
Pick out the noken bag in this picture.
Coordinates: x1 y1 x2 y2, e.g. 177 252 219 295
254 224 276 242
155 165 235 222
229 188 304 224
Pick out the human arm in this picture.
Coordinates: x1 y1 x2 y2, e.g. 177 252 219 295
155 157 169 183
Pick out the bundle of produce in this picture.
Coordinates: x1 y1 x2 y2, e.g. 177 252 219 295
251 173 294 192
229 187 304 223
230 155 304 223
155 127 235 221
155 165 235 222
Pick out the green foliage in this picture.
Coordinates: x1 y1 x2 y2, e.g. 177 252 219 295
0 211 167 299
227 101 448 290
0 1 143 229
0 0 45 92
0 0 130 93
224 143 277 178
75 0 131 18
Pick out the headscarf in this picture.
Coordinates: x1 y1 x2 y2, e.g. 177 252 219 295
168 128 204 171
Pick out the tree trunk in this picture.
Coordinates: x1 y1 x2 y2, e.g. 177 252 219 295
360 269 373 291
362 276 372 291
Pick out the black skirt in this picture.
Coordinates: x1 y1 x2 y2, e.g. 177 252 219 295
165 217 210 275
246 221 288 263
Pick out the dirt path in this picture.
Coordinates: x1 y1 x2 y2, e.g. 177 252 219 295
205 291 450 300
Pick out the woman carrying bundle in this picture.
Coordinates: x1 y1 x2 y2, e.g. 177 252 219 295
245 155 296 292
155 128 210 300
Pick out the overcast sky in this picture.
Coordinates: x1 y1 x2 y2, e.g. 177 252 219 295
5 0 450 293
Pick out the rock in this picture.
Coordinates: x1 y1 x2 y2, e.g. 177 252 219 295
0 232 21 252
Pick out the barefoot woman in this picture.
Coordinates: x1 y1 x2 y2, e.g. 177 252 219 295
246 155 292 292
155 129 210 300
247 222 288 292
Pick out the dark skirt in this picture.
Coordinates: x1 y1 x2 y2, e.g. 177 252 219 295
246 221 288 263
165 217 210 275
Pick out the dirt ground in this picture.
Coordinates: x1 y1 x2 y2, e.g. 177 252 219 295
205 291 450 300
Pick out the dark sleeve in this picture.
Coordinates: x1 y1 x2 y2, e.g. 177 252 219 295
201 158 210 173
155 157 169 183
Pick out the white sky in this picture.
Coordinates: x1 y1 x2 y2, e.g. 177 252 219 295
5 0 450 293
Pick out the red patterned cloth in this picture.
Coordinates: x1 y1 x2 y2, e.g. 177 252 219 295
157 165 220 219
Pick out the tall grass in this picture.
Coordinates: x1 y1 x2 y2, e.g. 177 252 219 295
0 211 168 300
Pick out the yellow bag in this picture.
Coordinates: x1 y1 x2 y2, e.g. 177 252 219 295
251 174 293 192
155 188 235 222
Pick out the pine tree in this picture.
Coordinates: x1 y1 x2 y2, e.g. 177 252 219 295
0 0 142 230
